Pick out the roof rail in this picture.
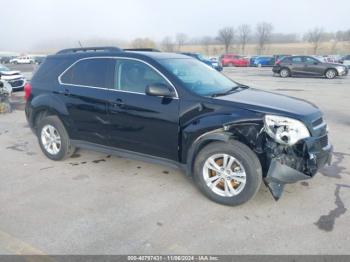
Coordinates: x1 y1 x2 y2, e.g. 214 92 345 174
124 48 161 52
56 46 123 55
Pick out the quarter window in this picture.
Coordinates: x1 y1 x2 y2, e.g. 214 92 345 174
115 60 169 93
61 58 115 89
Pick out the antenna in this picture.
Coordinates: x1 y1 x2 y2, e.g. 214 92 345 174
78 41 83 48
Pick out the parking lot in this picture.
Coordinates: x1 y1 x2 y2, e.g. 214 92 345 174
0 65 350 255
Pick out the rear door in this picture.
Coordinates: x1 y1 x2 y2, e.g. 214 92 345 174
106 58 180 161
289 56 305 74
59 57 115 145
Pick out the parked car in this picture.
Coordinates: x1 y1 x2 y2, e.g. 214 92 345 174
273 55 348 79
181 52 222 71
25 47 332 206
0 64 26 91
253 56 275 67
0 56 15 64
220 54 249 67
339 55 350 68
249 56 258 66
10 56 35 64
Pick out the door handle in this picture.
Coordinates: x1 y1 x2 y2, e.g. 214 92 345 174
112 98 124 108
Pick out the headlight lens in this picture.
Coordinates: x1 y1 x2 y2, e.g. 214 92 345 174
264 115 310 145
336 66 345 73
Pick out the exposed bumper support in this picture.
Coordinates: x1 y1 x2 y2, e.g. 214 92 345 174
265 143 333 200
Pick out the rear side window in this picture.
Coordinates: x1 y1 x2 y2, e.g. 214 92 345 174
61 58 115 89
291 57 303 63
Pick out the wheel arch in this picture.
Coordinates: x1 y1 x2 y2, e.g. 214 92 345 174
28 94 71 133
324 67 338 76
185 122 264 177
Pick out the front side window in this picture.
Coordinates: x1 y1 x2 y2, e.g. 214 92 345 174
115 60 169 93
304 57 318 64
159 58 238 97
61 58 115 89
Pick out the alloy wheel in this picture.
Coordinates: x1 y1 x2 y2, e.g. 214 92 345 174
41 124 61 155
202 153 247 197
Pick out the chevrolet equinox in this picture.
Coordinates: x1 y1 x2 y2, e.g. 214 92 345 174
25 47 332 206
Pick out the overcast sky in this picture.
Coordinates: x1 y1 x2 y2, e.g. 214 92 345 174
1 0 349 52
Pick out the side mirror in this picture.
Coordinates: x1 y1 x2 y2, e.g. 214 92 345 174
313 61 319 65
145 83 175 97
0 81 3 88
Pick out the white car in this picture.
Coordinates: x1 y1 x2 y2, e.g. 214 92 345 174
341 55 350 69
10 56 35 64
0 64 26 91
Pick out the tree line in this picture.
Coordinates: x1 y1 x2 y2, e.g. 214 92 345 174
131 23 350 55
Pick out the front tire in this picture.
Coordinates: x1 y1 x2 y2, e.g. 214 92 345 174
325 69 337 79
193 140 262 206
37 115 75 161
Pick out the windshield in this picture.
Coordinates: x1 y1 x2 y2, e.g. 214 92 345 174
160 58 239 96
0 65 10 71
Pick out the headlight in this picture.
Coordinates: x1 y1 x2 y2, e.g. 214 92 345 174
264 115 310 145
336 66 345 73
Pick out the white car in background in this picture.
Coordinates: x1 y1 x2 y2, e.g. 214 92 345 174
0 64 26 91
9 56 35 64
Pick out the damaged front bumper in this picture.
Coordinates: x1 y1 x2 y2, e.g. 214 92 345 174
264 136 332 200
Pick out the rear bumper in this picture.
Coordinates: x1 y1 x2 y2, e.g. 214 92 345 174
264 136 332 200
272 66 281 73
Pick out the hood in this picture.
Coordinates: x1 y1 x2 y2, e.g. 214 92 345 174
0 71 24 81
215 88 321 122
323 62 345 67
0 70 21 76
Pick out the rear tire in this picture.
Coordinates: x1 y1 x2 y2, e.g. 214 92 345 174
37 115 75 161
193 140 262 206
280 68 290 78
325 69 337 79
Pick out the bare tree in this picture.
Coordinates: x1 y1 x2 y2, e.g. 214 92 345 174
305 27 324 54
256 22 273 55
162 36 175 52
201 36 213 55
175 33 188 51
331 31 344 53
237 24 251 54
131 38 156 48
217 27 235 53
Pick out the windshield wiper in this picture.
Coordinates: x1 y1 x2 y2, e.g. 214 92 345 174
210 84 249 97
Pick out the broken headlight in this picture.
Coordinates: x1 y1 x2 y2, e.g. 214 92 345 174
264 115 310 145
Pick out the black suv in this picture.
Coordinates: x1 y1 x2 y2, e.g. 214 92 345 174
25 47 332 206
273 55 348 79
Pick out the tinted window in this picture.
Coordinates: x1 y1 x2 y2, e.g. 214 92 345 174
116 60 168 93
291 57 303 63
304 57 318 64
61 58 115 89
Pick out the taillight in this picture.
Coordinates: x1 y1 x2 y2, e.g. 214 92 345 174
24 82 32 101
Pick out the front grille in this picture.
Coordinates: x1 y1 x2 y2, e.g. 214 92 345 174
319 135 328 148
312 118 323 127
9 79 24 87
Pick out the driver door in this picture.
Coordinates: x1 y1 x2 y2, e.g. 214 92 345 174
106 59 180 161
